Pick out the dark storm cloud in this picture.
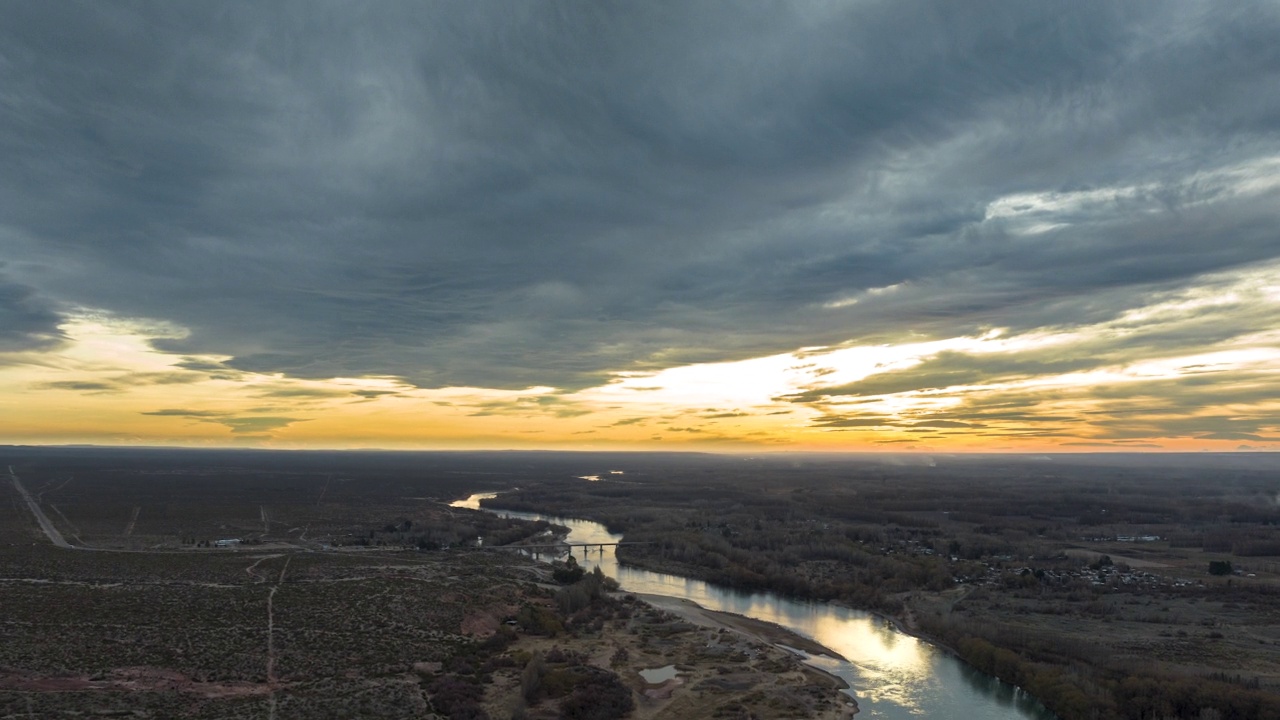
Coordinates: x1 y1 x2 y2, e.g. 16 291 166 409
35 371 202 394
812 416 892 428
40 381 117 393
811 413 984 431
909 420 980 429
3 2 1279 389
117 371 204 386
140 408 307 434
463 393 591 418
350 389 398 400
0 273 64 354
142 409 224 418
787 351 1102 402
785 270 1280 411
255 387 350 399
216 417 308 434
1081 376 1280 442
845 370 1280 443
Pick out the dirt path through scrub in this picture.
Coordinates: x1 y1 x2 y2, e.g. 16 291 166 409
266 555 291 720
123 506 141 536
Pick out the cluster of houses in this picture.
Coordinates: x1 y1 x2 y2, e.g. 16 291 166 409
875 533 1222 591
1079 534 1163 543
954 561 1206 591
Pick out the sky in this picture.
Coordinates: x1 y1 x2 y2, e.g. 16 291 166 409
2 1 1279 452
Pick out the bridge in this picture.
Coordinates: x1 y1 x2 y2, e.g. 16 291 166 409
476 541 651 557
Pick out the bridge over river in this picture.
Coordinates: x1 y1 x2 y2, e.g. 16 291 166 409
474 541 652 557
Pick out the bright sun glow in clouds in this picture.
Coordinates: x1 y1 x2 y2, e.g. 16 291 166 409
4 259 1279 451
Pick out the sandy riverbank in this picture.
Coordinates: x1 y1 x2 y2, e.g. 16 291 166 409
495 592 859 719
636 593 849 667
633 592 860 718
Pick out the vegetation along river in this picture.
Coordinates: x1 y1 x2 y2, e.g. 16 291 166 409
454 492 1056 719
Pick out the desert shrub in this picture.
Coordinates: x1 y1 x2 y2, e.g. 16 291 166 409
557 666 634 720
516 604 563 636
552 557 585 584
428 674 488 720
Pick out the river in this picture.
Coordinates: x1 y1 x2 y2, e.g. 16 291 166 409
453 492 1056 719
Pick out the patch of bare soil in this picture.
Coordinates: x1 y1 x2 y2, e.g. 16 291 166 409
461 603 518 637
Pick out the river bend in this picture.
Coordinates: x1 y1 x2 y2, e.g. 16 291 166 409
454 493 1055 720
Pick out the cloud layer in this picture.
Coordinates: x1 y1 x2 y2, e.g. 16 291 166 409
2 2 1279 447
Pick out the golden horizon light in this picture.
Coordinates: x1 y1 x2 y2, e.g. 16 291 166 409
4 259 1278 452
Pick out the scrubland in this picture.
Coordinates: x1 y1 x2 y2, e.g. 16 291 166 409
0 447 852 719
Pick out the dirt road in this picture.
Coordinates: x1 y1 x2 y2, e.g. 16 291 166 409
8 465 72 548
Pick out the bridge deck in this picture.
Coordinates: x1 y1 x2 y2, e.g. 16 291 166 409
468 541 651 551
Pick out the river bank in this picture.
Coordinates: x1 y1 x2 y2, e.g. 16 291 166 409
637 593 848 665
612 546 969 665
634 593 858 713
479 585 858 719
466 493 1057 719
616 547 1032 709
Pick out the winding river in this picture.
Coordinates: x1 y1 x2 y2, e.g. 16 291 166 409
453 492 1056 719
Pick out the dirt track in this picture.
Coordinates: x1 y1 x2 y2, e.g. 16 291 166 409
8 466 71 549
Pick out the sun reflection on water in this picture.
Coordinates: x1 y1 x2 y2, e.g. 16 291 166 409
458 497 1055 719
